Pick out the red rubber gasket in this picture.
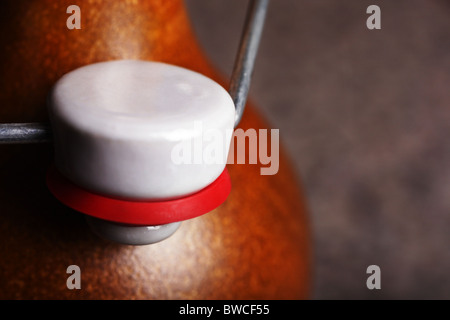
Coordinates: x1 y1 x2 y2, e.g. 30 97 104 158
46 165 231 226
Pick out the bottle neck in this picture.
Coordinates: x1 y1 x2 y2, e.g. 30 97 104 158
0 0 207 122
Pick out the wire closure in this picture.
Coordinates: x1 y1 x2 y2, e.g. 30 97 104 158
230 0 269 127
0 123 52 144
0 0 269 143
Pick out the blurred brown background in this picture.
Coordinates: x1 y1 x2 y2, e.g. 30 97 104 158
186 0 450 299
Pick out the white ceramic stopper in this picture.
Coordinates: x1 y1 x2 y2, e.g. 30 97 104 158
49 60 235 200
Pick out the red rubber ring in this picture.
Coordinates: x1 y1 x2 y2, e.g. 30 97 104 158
46 165 231 226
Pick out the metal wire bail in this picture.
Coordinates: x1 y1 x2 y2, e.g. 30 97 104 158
0 0 269 144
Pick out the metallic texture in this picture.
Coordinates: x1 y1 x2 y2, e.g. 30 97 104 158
230 0 269 127
85 216 182 246
0 123 52 144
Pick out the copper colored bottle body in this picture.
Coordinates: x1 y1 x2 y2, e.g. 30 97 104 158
0 0 310 299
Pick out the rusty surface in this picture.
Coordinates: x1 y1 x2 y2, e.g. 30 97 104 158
0 0 310 299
